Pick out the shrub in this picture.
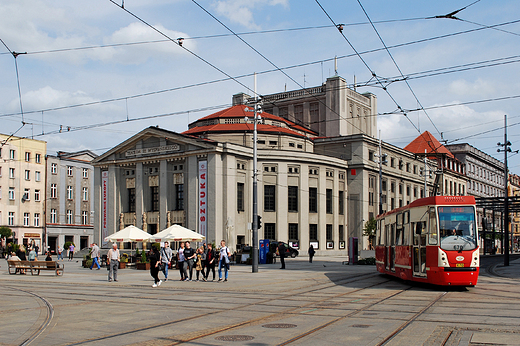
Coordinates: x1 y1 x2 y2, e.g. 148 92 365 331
357 257 376 265
140 251 148 263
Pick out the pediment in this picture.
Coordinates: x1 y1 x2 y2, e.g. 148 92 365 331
93 126 217 164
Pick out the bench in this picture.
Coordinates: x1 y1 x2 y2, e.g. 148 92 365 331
7 260 64 276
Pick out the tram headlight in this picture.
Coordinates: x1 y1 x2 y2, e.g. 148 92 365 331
438 248 449 267
471 249 480 267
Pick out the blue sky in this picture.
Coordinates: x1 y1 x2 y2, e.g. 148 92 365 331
1 0 519 173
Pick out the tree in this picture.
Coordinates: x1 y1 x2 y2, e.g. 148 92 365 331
0 226 12 239
363 218 377 250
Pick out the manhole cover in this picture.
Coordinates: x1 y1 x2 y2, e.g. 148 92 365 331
351 324 372 328
215 335 255 342
262 323 297 329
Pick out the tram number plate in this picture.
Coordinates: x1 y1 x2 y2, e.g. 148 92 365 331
456 263 465 267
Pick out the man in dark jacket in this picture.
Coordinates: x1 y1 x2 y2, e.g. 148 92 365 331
204 243 216 281
183 241 196 281
278 242 285 269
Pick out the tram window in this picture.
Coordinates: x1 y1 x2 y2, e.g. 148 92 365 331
396 227 404 245
403 223 410 245
428 208 438 245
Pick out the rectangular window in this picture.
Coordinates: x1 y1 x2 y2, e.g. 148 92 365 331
310 102 319 118
82 211 88 225
35 153 41 163
9 187 15 200
175 184 184 210
288 186 298 212
67 186 73 200
51 184 57 198
309 224 318 241
50 209 57 223
339 191 344 215
82 187 88 201
25 152 30 162
264 185 276 211
35 171 41 182
82 168 88 178
67 166 73 176
51 163 57 174
66 210 73 224
151 186 159 212
23 188 30 201
326 189 333 214
309 187 317 213
9 149 15 160
237 182 244 212
35 189 40 201
25 170 30 180
24 212 30 226
264 223 276 240
289 223 299 240
326 224 333 241
9 168 15 178
339 225 345 242
128 188 136 212
8 212 14 226
34 213 40 227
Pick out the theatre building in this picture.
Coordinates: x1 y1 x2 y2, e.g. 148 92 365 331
92 104 349 255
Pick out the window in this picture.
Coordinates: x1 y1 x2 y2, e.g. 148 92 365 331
309 187 317 213
264 223 276 240
310 102 319 118
264 185 276 211
51 163 57 174
237 183 244 212
82 187 88 201
82 168 88 178
25 152 30 162
9 187 15 200
82 211 88 225
66 210 73 224
391 182 395 193
339 225 345 242
289 223 299 240
34 213 40 227
309 224 318 241
369 151 374 161
67 166 73 176
35 189 40 201
326 189 333 214
10 149 15 159
50 209 57 223
288 186 298 212
23 188 30 201
128 188 136 212
35 153 41 163
67 186 73 200
382 180 387 191
326 224 333 241
9 168 15 178
51 184 57 198
25 170 30 180
35 171 41 182
339 191 344 215
175 184 184 210
24 212 30 226
8 212 14 226
151 186 159 212
369 192 374 206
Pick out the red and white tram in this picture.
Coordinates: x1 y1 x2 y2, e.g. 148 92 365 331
375 196 479 286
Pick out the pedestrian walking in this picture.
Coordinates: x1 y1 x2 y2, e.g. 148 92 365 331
149 246 162 288
218 240 231 282
184 241 196 281
160 242 173 281
68 243 75 261
278 242 286 269
204 243 216 281
195 247 203 281
28 247 37 261
107 243 120 282
57 245 64 260
90 243 101 270
177 242 187 281
308 244 315 263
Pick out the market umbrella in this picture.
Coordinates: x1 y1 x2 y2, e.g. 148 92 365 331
104 225 152 242
152 224 205 242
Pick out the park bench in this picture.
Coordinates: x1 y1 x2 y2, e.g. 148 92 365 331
7 260 64 276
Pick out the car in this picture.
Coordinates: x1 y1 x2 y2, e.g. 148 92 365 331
269 241 299 258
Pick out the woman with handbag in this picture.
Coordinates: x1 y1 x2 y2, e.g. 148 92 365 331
195 247 203 281
218 240 231 282
149 247 162 288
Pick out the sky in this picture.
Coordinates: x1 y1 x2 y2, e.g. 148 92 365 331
1 0 520 174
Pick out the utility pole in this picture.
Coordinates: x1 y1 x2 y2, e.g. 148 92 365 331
424 149 428 197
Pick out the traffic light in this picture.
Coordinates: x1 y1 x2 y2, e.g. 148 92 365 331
381 153 388 165
257 215 262 229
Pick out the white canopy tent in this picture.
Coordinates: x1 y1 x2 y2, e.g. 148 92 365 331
104 225 152 243
152 224 205 243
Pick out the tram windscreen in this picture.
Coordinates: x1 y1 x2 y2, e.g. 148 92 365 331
438 206 477 251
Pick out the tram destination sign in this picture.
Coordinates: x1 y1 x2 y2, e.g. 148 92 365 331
125 144 180 157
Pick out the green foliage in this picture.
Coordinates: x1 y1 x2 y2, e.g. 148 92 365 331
0 226 12 239
135 248 140 256
152 243 160 252
357 257 376 265
63 242 76 250
140 251 148 263
121 253 129 263
84 259 93 268
363 218 377 249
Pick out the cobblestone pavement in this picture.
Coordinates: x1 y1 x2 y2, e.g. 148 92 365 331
1 256 519 346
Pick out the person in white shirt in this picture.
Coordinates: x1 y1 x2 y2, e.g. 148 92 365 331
107 243 120 282
218 240 231 282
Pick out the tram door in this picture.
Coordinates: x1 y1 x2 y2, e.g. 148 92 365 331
413 221 427 276
386 223 395 272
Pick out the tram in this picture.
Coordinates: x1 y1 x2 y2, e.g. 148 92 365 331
375 195 479 286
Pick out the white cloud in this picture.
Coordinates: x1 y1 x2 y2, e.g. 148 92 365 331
212 0 289 29
448 78 496 98
9 86 97 112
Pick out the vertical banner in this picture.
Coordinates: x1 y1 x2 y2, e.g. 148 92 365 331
102 171 109 247
198 161 207 237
